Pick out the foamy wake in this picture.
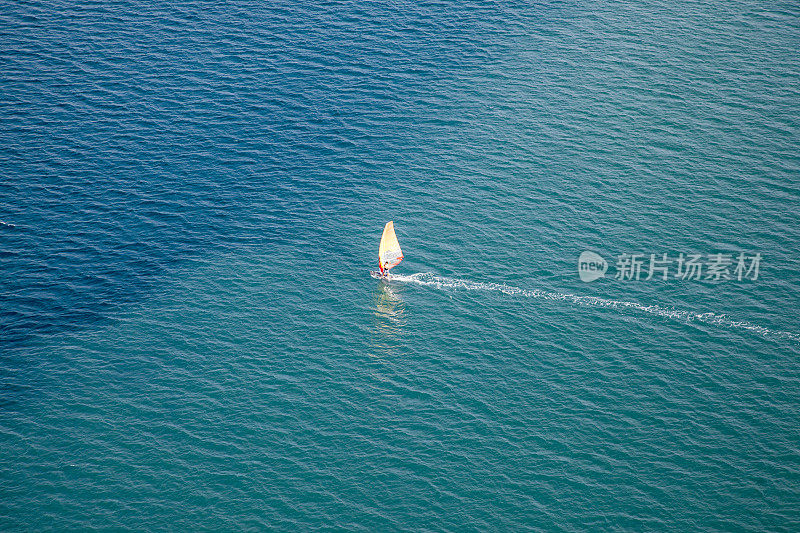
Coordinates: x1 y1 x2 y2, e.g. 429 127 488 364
390 272 800 343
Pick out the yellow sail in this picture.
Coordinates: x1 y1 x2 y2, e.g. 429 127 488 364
378 221 403 272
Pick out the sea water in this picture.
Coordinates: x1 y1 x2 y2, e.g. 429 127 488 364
2 0 799 529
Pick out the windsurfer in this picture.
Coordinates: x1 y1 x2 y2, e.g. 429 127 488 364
373 221 403 279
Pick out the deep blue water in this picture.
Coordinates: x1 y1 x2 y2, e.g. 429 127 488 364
2 0 800 530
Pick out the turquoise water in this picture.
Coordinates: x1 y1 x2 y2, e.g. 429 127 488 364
2 0 800 529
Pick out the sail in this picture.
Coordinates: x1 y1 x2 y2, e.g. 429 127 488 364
378 221 403 271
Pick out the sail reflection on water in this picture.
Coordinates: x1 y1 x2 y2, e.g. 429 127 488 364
369 283 407 358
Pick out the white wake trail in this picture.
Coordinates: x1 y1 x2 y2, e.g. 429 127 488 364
390 272 800 343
